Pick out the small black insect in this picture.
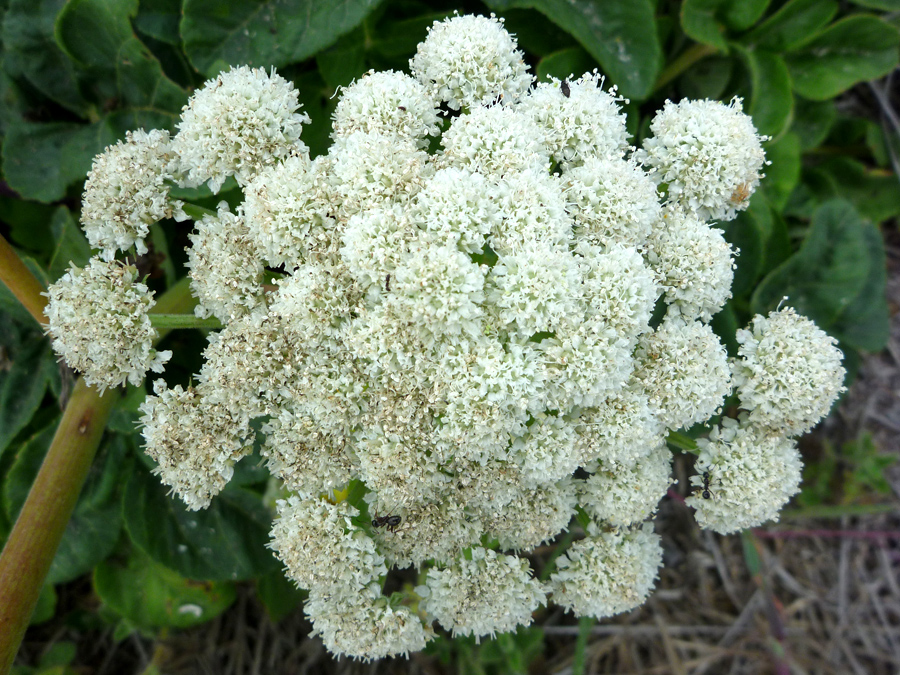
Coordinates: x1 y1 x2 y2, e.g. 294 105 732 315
701 470 714 500
385 273 391 292
372 513 402 532
561 79 570 98
398 105 407 111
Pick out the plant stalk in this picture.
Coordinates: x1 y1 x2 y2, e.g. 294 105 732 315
0 378 116 673
653 43 718 93
0 234 48 327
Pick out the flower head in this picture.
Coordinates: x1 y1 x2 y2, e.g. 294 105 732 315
44 257 170 392
637 97 766 221
173 66 310 192
410 14 532 110
81 129 186 259
733 307 846 436
687 418 803 533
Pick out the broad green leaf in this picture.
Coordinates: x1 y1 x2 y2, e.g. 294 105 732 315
134 0 182 45
751 199 888 351
94 547 236 629
2 121 102 203
294 70 337 160
536 48 596 83
849 0 900 8
721 208 762 298
0 195 56 254
710 302 739 356
791 97 835 150
819 157 900 223
56 0 187 113
368 11 447 63
500 8 576 58
680 0 729 50
742 0 837 51
30 583 57 626
0 342 50 458
483 0 661 100
123 464 280 581
679 55 733 100
722 0 770 31
47 436 128 584
3 423 56 516
734 47 793 139
2 110 175 203
116 36 189 113
761 132 801 210
181 0 385 77
256 570 305 623
2 0 90 116
830 220 889 352
48 206 92 282
316 28 368 92
785 15 900 101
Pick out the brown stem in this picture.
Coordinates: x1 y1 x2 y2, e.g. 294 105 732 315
0 234 48 327
0 378 116 673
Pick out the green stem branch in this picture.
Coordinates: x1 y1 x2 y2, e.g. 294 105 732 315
653 43 718 93
149 313 223 330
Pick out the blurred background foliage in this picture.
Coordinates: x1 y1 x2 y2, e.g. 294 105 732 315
0 0 898 672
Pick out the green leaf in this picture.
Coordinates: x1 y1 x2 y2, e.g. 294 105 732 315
722 0 770 32
483 0 661 100
742 0 838 51
30 583 58 626
536 47 596 83
94 547 236 629
710 302 740 356
819 157 900 224
55 0 137 68
256 570 305 623
785 15 900 101
123 463 280 581
2 110 175 203
134 0 182 45
1 0 91 116
0 341 50 459
791 97 835 150
48 206 92 281
734 47 793 139
315 28 368 92
678 55 733 100
47 436 128 584
2 121 103 203
680 0 729 50
721 208 762 298
55 0 187 113
751 199 889 351
849 0 900 8
181 0 385 77
761 132 801 210
3 423 57 517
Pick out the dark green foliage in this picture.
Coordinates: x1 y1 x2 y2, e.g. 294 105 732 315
0 0 896 647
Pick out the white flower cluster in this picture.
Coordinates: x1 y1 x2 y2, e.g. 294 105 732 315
45 13 848 661
44 258 170 392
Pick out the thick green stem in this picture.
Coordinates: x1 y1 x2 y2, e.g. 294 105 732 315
0 273 197 674
149 313 223 330
653 43 718 93
0 234 48 328
0 378 117 673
